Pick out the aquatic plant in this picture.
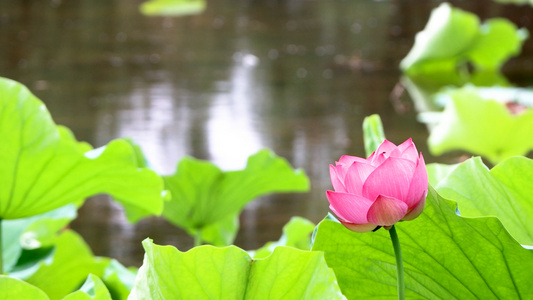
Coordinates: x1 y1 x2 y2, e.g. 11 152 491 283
327 138 427 233
3 1 533 295
1 83 533 298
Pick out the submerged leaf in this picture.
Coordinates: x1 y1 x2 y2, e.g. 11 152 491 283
435 156 533 245
313 187 533 299
0 77 164 220
162 149 309 246
129 239 343 299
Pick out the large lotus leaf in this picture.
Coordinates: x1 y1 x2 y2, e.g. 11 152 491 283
313 187 533 299
0 275 49 300
400 3 527 73
140 0 206 16
196 213 239 247
400 3 479 72
62 274 112 300
2 204 77 273
162 149 309 246
128 239 343 299
426 163 459 187
129 241 251 299
435 156 533 245
245 247 343 298
0 77 164 220
428 86 533 163
250 216 315 259
122 138 150 169
22 230 110 300
467 18 528 70
113 138 169 223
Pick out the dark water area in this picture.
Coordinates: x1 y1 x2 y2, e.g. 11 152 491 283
1 0 533 267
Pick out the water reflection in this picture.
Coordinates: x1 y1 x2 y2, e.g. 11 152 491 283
207 51 263 170
1 0 532 267
93 80 184 173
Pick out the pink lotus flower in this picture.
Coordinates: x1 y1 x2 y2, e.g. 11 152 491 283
327 138 428 232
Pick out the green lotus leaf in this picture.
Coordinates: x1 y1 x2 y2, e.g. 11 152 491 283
0 275 49 300
101 260 137 300
113 138 170 223
129 239 343 299
435 156 533 245
8 246 55 285
313 187 533 299
250 216 315 259
22 230 110 300
400 3 479 72
2 204 77 273
400 3 527 73
196 213 239 247
140 0 206 16
62 274 112 300
467 18 528 70
0 77 164 221
162 149 309 246
20 204 78 250
57 125 93 153
426 163 459 187
2 218 30 273
129 242 250 299
245 247 343 298
428 86 533 163
401 71 511 119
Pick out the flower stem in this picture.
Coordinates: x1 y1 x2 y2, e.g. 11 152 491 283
194 230 202 247
389 225 405 300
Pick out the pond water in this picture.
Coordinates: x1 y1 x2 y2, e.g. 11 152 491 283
1 0 532 267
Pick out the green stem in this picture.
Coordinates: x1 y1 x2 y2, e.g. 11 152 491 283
0 219 3 275
389 225 405 300
194 230 202 247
